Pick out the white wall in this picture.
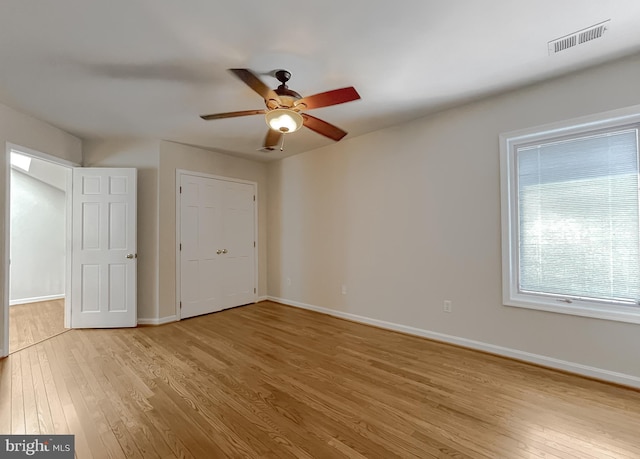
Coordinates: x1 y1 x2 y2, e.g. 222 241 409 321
0 101 82 355
267 52 640 387
16 154 68 191
10 169 66 303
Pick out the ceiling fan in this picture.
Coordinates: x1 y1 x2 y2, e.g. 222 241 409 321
200 69 361 151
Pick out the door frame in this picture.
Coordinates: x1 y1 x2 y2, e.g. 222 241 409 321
175 169 258 320
2 143 79 357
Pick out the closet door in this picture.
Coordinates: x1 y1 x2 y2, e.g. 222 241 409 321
179 173 256 319
220 181 256 309
180 174 223 319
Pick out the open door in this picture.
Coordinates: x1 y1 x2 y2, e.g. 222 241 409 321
71 168 137 328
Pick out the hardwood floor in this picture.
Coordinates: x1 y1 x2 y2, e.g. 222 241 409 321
1 300 640 458
9 299 67 354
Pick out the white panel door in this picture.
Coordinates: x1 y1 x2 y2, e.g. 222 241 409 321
179 173 256 319
71 168 137 328
180 174 224 319
221 181 256 309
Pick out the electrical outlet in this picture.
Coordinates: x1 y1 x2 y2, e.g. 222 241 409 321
341 284 347 295
286 277 291 286
443 300 452 313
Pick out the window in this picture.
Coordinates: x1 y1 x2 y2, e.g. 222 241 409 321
500 106 640 324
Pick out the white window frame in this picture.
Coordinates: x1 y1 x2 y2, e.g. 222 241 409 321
500 104 640 324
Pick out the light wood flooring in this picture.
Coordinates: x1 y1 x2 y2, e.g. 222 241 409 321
9 299 67 354
1 300 640 458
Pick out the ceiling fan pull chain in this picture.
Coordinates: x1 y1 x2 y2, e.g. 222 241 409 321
280 134 285 151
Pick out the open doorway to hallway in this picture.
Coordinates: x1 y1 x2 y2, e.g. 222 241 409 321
8 148 71 353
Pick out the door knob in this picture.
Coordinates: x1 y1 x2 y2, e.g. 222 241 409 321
217 249 223 254
126 253 137 259
222 249 228 254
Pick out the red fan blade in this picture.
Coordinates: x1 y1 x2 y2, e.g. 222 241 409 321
200 109 265 120
301 114 348 141
229 68 281 105
295 87 360 110
264 129 282 149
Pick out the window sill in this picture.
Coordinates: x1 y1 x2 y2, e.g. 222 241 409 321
504 295 640 324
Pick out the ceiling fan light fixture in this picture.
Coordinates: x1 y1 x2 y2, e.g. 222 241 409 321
265 108 303 133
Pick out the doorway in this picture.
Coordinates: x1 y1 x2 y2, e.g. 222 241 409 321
5 144 75 353
3 149 138 355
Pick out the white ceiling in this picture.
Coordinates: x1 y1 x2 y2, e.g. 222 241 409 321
1 1 640 161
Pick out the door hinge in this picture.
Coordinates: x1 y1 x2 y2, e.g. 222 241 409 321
180 243 182 251
253 195 255 202
180 186 182 193
254 288 256 294
180 301 182 309
254 241 256 248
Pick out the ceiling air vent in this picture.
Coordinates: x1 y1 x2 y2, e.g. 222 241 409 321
548 20 610 55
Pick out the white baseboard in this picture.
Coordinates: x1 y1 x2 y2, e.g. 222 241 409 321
138 315 177 326
10 294 65 306
140 300 268 325
267 296 640 390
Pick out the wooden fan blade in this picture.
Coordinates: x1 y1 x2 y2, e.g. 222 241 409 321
200 109 265 120
296 87 360 110
229 68 281 104
301 114 348 141
264 129 282 149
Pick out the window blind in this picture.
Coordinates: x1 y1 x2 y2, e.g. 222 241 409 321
517 129 640 304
